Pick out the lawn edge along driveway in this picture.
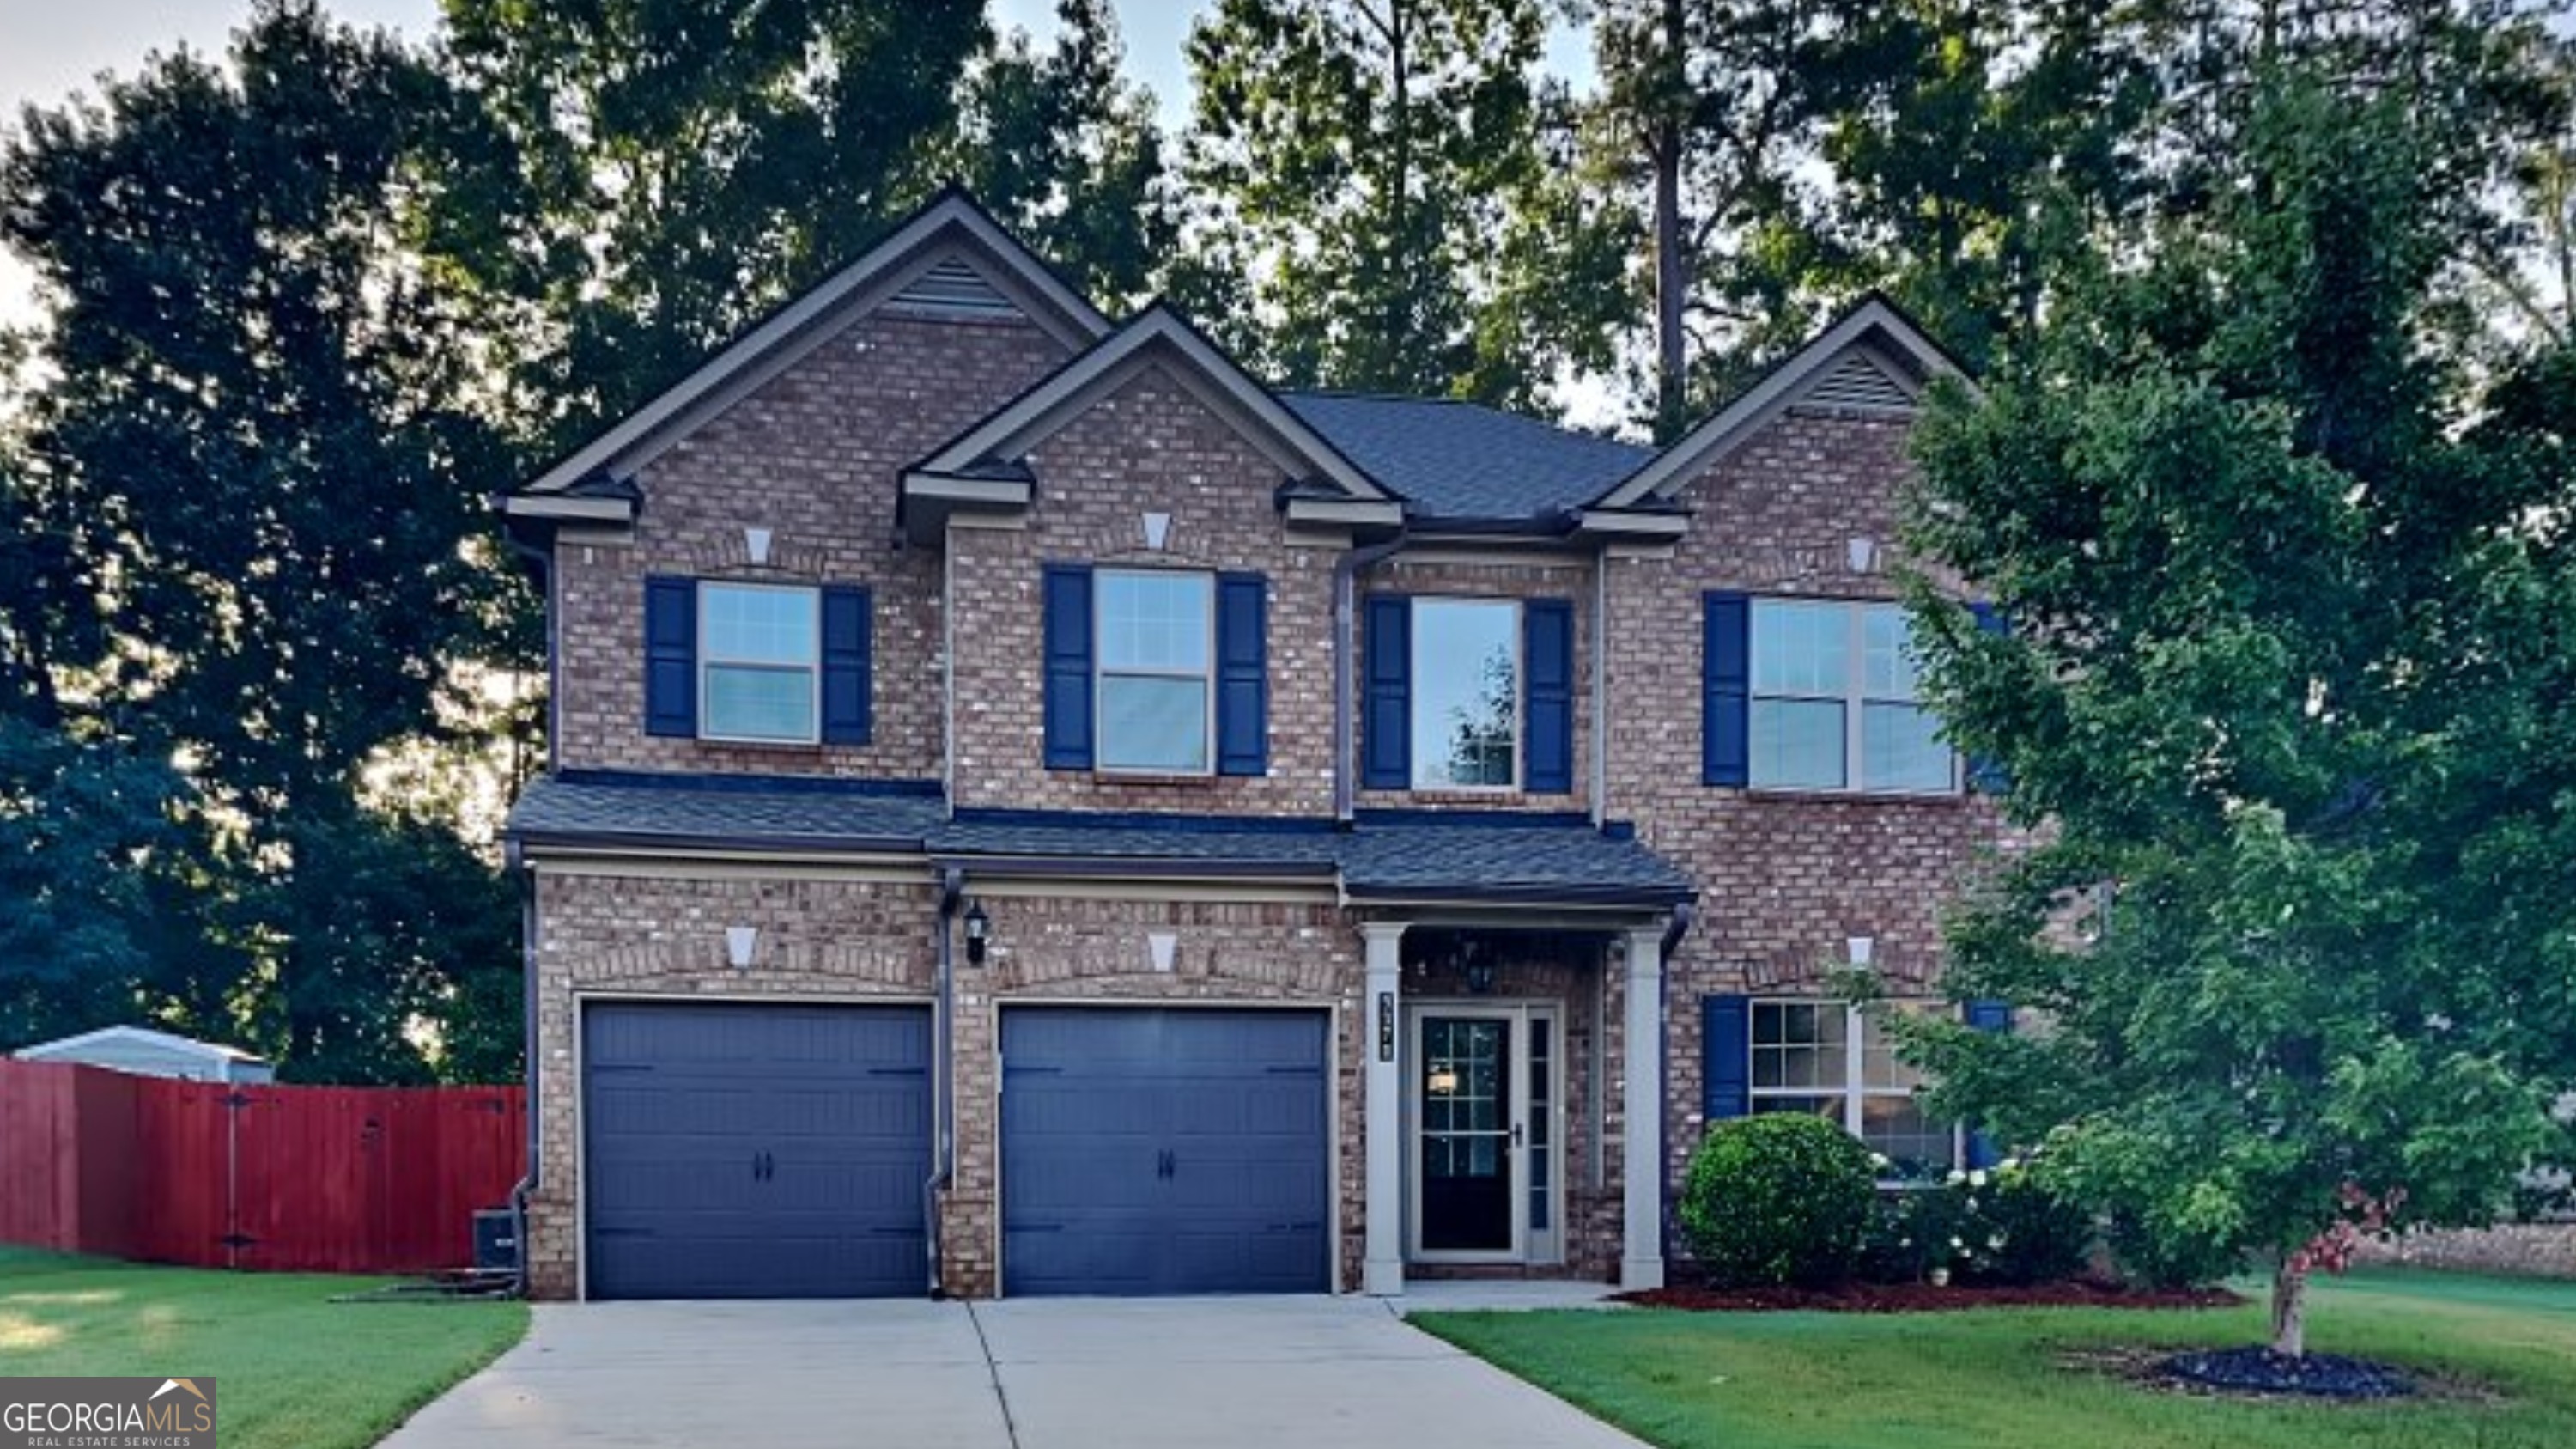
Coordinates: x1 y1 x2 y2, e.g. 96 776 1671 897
1409 1269 2576 1449
0 1247 529 1449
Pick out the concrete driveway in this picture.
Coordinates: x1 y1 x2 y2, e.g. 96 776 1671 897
385 1294 1647 1449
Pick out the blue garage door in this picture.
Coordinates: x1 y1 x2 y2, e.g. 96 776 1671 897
1002 1008 1331 1295
582 1002 931 1300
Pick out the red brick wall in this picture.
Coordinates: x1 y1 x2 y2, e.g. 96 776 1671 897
1601 405 2018 1189
552 307 1071 780
945 366 1340 814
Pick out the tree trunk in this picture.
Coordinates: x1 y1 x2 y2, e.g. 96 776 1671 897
2269 1259 2307 1359
1651 0 1687 441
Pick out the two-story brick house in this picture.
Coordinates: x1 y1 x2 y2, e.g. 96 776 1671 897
497 191 2008 1301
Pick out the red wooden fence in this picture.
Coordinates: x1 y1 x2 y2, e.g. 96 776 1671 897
0 1059 524 1274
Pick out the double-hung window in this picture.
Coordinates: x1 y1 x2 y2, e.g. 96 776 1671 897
1411 598 1519 789
700 582 820 743
1750 600 1953 793
1096 569 1214 774
1749 1000 1959 1180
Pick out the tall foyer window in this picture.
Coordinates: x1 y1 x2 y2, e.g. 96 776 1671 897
1411 599 1517 788
700 582 820 743
1750 600 1953 793
1096 569 1214 773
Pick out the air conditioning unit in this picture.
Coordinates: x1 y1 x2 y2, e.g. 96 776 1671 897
473 1209 519 1273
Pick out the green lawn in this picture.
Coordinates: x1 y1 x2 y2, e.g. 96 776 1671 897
1413 1270 2576 1449
0 1246 527 1449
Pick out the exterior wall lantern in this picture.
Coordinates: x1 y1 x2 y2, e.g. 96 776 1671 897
963 898 992 966
1460 940 1496 995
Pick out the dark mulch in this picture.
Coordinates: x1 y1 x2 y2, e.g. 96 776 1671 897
1613 1278 2245 1314
2160 1347 2417 1400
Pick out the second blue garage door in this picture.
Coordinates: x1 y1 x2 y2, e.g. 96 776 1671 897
1001 1007 1332 1295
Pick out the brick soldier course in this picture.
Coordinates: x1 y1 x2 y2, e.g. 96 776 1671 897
501 191 2010 1301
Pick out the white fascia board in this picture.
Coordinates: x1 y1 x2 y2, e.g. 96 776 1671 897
519 197 1109 497
1596 299 1975 509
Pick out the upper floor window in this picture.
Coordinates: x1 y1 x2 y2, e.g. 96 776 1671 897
1096 569 1213 774
1750 600 1953 793
701 582 819 743
1750 1000 1957 1181
1411 598 1517 789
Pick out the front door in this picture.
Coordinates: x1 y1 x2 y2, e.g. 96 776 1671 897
1409 1005 1559 1263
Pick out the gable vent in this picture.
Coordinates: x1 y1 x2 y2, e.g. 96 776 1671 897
1801 351 1916 412
889 256 1023 319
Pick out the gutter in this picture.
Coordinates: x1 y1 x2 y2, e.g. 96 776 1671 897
505 838 540 1298
1334 529 1409 822
926 868 965 1296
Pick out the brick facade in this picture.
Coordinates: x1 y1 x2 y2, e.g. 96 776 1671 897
513 226 2008 1300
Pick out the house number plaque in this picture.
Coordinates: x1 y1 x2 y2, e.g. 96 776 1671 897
1377 992 1395 1062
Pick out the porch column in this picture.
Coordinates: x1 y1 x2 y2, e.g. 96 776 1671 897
1620 926 1668 1291
1363 921 1407 1296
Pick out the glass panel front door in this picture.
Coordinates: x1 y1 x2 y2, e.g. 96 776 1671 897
1419 1016 1511 1251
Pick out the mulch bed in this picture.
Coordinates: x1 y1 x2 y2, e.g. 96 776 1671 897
1613 1279 2245 1314
2160 1347 2416 1400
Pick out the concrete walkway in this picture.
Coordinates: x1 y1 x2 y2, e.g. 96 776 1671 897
386 1294 1647 1449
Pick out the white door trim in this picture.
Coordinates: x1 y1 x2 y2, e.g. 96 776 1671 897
1403 1000 1564 1266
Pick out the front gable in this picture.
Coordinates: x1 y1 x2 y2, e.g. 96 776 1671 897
898 307 1402 543
502 189 1110 526
1593 295 1973 514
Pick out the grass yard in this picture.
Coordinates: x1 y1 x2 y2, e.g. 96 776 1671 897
1413 1269 2576 1449
0 1245 526 1449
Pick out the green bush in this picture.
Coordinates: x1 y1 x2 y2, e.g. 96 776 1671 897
1856 1160 2096 1286
1950 1162 2093 1286
2105 1208 2246 1289
1680 1114 1877 1287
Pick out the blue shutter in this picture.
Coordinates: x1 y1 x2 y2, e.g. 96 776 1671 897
820 585 872 746
1965 602 2009 795
1964 999 2014 1168
1362 594 1410 790
1702 592 1750 787
1703 995 1752 1121
1217 572 1269 776
644 576 696 738
1042 564 1094 770
1522 599 1574 794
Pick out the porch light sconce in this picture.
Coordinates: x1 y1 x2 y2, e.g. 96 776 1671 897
963 898 992 967
725 925 759 971
1846 935 1876 969
1460 940 1497 995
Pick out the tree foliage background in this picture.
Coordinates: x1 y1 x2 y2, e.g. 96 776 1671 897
0 0 2568 1093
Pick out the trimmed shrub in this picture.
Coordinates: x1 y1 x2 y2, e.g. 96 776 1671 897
1680 1114 1877 1287
1951 1162 2093 1286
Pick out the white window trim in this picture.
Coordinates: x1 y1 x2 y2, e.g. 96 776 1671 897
1752 600 1959 796
1093 566 1217 777
1748 1000 1965 1180
696 581 822 746
1410 596 1522 793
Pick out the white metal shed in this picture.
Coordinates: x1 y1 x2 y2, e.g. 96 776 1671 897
13 1025 275 1084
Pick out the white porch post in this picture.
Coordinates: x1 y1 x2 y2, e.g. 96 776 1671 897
1363 921 1407 1296
1621 926 1668 1291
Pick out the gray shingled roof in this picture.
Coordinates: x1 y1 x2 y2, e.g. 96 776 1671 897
1280 393 1652 523
507 772 946 850
507 776 1692 906
1340 821 1693 904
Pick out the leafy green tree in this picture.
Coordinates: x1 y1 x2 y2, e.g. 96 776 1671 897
1178 0 1626 409
440 0 989 435
1 0 525 1081
1896 74 2576 1357
946 0 1175 312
